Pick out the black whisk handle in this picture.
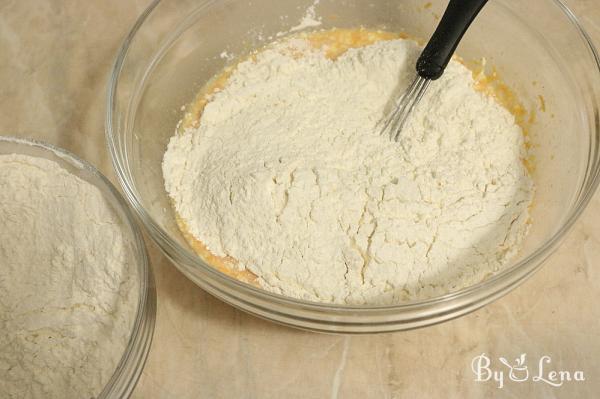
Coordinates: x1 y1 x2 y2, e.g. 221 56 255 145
416 0 489 80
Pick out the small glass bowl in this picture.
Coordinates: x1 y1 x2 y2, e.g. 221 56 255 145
106 0 600 333
0 136 156 397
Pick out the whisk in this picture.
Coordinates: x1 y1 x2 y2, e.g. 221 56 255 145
381 0 489 142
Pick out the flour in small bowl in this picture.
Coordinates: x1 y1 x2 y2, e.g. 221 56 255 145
163 33 534 305
0 154 138 398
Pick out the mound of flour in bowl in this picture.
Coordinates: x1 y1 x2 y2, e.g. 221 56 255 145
163 36 534 305
0 154 137 398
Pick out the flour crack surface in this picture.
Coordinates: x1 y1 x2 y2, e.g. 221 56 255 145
163 36 534 304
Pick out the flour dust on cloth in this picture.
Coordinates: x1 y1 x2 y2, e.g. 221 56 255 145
163 37 534 305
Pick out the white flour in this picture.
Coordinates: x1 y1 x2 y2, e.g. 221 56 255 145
0 154 137 398
163 37 534 304
289 0 322 33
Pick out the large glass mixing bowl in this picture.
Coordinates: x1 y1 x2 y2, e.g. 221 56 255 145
106 0 600 333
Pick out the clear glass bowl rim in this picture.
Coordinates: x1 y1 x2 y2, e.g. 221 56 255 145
0 136 157 397
105 0 600 319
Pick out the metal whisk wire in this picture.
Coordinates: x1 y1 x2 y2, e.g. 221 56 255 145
380 76 430 142
379 0 488 142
